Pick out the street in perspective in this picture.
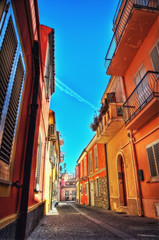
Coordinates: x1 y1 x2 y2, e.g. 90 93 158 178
0 0 159 239
28 202 159 240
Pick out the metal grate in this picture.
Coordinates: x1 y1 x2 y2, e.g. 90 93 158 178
0 17 17 121
0 57 24 164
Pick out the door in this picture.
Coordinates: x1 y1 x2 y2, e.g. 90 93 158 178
87 182 90 205
117 155 127 206
134 65 149 106
72 190 76 201
65 190 69 201
90 181 94 206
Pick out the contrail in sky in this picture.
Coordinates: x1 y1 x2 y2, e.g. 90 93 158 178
55 77 98 110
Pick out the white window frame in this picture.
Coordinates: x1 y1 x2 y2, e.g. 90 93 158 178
146 139 159 182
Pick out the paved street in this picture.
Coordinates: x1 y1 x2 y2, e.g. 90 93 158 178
28 202 159 240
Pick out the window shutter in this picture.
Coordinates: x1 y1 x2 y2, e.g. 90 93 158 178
0 17 18 122
35 134 42 191
154 142 159 174
150 45 159 72
147 146 157 177
0 57 24 164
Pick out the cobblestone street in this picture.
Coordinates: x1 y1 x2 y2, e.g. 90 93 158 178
28 202 159 240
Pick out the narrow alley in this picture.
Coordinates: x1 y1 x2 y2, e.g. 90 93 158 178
28 202 159 240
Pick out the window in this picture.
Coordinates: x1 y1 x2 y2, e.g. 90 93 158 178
35 133 42 191
44 30 55 98
85 183 87 195
146 140 159 181
94 145 98 170
84 157 86 176
80 161 82 178
80 185 83 194
95 178 100 197
0 0 26 182
89 151 93 173
150 40 159 72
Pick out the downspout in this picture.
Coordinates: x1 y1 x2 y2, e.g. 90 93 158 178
129 131 144 216
16 41 40 240
104 144 110 210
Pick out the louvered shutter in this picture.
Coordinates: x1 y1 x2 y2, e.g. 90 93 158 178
147 146 157 177
0 17 17 121
0 1 26 166
94 145 98 169
0 57 24 163
35 134 42 191
150 45 159 72
154 142 159 174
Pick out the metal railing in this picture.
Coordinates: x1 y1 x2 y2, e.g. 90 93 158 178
123 71 159 124
105 0 159 72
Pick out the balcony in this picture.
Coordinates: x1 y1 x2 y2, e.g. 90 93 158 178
96 103 124 144
123 71 159 130
48 124 56 141
105 0 159 76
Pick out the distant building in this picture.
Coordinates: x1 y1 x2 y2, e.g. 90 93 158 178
60 173 76 201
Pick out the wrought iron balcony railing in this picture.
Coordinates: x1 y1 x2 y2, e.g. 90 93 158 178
123 71 159 124
105 0 159 72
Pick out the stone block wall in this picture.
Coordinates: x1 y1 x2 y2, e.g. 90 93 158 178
94 176 108 209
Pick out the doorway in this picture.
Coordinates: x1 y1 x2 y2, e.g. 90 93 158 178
90 181 94 206
65 190 69 201
117 154 127 206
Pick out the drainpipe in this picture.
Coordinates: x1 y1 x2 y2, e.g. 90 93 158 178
129 131 144 216
15 41 40 240
104 144 110 210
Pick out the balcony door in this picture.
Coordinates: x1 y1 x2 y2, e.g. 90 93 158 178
134 64 149 106
150 41 159 72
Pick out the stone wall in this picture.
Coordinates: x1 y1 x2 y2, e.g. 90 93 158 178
94 176 109 209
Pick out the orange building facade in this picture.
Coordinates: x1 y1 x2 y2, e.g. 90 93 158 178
0 0 56 238
77 136 109 209
105 0 159 218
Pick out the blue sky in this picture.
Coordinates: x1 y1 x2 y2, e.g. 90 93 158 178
38 0 118 173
